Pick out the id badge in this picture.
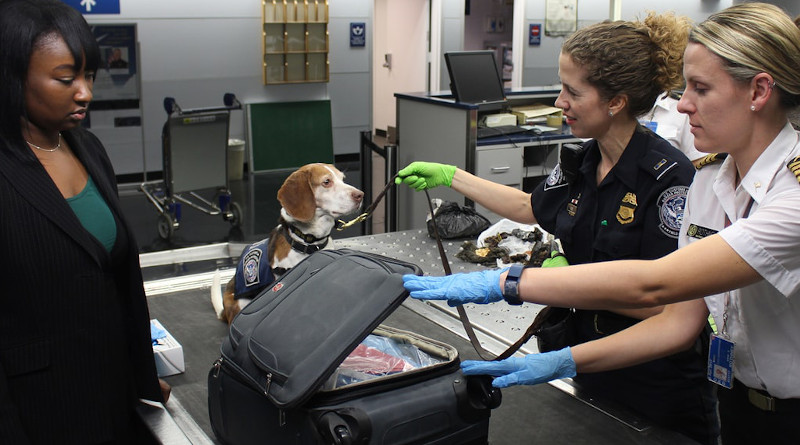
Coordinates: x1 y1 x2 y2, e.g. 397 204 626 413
707 333 735 388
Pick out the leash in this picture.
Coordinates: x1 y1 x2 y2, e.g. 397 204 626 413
424 190 542 361
337 173 538 361
336 173 400 231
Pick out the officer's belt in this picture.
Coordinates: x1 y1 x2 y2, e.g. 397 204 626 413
747 386 800 413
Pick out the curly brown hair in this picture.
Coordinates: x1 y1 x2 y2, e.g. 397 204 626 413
561 12 691 118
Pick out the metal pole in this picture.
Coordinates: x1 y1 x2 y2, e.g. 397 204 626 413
384 144 397 233
359 131 373 235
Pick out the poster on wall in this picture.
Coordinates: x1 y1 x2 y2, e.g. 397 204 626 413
91 24 139 102
545 0 577 36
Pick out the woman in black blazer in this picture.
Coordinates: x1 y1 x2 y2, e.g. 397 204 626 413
0 1 167 443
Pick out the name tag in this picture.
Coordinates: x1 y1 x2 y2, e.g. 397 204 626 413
687 223 718 239
708 334 735 389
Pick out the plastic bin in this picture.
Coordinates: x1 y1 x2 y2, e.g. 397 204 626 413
227 138 246 181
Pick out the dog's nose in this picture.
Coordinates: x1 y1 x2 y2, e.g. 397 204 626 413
352 190 364 203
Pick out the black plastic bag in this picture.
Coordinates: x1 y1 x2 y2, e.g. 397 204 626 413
426 200 491 239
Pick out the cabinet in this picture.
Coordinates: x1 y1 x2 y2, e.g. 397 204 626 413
394 88 582 230
262 0 329 85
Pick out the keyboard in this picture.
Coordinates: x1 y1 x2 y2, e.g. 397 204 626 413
477 125 531 139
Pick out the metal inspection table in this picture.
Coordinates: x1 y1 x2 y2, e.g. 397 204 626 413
141 230 700 444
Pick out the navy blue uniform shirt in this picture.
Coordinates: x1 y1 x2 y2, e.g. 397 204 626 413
532 126 693 263
531 126 719 445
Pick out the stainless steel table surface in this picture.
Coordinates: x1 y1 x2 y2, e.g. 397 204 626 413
142 230 701 444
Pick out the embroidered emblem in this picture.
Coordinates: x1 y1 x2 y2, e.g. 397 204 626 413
696 153 727 170
566 193 580 216
788 156 800 184
686 223 717 239
243 248 262 287
616 192 638 224
657 185 688 238
544 164 568 190
271 282 284 293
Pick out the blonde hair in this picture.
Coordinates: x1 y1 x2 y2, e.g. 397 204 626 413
690 3 800 109
561 12 691 118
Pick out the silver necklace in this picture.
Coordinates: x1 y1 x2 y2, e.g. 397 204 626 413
26 133 61 152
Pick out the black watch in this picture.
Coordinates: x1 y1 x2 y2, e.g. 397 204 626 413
503 264 524 305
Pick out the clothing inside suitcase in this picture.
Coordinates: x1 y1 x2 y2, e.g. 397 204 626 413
323 325 456 391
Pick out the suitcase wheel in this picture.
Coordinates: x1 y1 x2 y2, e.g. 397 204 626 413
468 375 502 409
455 375 502 423
316 409 371 445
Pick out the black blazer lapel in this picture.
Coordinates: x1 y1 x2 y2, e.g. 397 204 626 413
0 140 105 267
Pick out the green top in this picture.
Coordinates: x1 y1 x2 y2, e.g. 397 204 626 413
66 176 117 252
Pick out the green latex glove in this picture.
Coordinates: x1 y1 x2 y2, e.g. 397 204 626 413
541 251 569 268
395 161 456 191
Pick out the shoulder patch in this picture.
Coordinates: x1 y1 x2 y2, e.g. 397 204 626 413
788 156 800 184
696 153 728 170
657 185 688 238
543 164 568 191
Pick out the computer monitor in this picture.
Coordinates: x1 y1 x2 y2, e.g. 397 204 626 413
444 50 507 111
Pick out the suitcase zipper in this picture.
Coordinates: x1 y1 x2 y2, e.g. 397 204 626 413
215 356 281 397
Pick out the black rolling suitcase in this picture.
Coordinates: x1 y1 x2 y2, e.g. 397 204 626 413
208 249 501 445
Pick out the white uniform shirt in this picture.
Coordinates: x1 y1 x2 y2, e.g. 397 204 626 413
679 122 800 398
645 96 705 161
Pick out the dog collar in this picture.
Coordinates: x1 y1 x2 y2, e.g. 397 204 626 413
280 218 330 244
281 226 329 255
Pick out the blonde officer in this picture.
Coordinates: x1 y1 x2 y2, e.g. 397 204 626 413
402 4 800 444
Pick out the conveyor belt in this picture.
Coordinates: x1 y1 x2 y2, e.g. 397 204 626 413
141 231 701 444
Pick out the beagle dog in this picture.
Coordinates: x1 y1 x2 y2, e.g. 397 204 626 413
211 163 364 324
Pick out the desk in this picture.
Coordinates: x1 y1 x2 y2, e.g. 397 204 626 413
395 88 582 229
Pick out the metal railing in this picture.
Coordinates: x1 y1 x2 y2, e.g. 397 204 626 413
359 130 398 235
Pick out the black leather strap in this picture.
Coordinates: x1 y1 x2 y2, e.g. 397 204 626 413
424 190 538 361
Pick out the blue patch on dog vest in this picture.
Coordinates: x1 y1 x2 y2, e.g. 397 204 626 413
234 239 275 299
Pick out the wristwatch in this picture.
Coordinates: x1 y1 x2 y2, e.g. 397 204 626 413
503 264 524 305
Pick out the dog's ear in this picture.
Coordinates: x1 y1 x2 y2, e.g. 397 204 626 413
277 168 317 222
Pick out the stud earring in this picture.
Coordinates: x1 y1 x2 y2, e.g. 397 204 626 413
750 105 756 111
608 111 614 117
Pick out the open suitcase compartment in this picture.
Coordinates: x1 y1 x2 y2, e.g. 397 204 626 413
208 249 501 445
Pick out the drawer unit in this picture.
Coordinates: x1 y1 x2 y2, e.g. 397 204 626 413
475 146 523 187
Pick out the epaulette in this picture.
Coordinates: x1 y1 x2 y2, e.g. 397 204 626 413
695 153 727 170
667 90 682 100
788 156 800 184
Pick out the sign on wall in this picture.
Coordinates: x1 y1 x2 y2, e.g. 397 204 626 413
62 0 121 15
350 22 366 47
529 23 542 45
91 24 139 101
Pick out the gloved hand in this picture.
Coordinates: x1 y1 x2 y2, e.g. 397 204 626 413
461 347 577 388
402 268 506 306
395 161 457 191
541 251 568 268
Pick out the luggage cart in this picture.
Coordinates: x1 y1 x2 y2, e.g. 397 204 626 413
140 93 243 241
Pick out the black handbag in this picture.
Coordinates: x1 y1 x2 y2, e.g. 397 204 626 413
532 306 580 353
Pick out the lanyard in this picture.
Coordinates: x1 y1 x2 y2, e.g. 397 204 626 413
719 196 755 337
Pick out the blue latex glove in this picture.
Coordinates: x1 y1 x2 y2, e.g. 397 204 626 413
402 268 506 306
461 347 577 388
